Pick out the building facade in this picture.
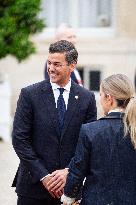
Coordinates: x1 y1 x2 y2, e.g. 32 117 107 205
0 0 136 117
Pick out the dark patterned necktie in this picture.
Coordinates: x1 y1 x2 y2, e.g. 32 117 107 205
57 88 66 131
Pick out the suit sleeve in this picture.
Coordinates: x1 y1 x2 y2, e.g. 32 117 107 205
84 91 97 123
12 88 49 183
64 125 91 198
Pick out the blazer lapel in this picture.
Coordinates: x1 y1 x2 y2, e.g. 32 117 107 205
41 80 60 136
61 82 79 139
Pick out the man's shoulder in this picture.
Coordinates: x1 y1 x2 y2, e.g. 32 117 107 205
22 80 49 93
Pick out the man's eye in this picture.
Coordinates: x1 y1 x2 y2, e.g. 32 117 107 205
54 63 60 67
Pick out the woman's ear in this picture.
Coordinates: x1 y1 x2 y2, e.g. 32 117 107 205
106 94 114 105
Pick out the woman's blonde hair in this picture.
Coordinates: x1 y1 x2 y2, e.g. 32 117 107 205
101 74 136 148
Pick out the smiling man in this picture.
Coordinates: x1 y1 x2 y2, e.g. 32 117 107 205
47 42 76 87
12 40 97 205
47 53 73 86
44 24 83 86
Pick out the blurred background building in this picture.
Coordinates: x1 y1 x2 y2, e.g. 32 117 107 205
0 0 136 126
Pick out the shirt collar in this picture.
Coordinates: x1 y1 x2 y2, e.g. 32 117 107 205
50 79 71 92
108 108 124 114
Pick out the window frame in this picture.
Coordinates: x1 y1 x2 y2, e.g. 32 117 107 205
38 0 116 39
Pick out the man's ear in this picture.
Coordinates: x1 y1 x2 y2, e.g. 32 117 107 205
69 63 76 72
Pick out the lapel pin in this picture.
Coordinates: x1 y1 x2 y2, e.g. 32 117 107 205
75 96 78 99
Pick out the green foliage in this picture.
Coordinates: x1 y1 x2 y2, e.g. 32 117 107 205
0 0 45 61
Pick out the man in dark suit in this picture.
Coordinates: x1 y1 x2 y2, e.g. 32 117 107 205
12 40 97 205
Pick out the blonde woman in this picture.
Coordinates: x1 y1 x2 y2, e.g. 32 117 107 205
61 74 136 205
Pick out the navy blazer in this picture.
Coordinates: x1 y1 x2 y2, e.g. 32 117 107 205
12 80 97 199
64 112 136 205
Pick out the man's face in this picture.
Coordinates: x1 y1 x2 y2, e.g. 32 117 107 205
59 28 77 45
63 29 76 45
47 52 74 87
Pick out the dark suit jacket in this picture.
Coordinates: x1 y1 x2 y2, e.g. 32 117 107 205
64 112 136 205
12 79 97 199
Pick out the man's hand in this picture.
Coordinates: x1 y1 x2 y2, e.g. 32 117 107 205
62 201 80 205
41 175 56 198
48 169 69 193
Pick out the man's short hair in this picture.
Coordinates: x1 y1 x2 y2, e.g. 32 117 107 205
49 40 78 65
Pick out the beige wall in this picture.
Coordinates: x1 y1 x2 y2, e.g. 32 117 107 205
116 0 136 38
0 55 46 115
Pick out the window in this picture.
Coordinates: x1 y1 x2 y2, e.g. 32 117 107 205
41 0 70 27
78 0 112 27
40 0 113 28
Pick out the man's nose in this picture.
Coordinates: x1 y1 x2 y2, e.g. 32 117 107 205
48 64 55 71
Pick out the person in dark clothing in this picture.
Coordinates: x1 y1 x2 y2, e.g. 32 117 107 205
12 40 97 205
61 74 136 205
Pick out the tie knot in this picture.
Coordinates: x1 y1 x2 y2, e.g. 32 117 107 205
58 88 65 95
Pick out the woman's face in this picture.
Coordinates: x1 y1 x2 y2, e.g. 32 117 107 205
100 86 111 115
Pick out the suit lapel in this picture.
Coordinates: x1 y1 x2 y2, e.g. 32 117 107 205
61 82 79 139
41 80 60 136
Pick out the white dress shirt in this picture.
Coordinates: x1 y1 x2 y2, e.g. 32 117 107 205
51 79 71 110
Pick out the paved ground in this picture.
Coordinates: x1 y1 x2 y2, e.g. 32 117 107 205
0 140 19 205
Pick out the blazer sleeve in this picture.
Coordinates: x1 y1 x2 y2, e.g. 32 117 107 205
64 125 91 198
12 88 49 182
84 91 97 123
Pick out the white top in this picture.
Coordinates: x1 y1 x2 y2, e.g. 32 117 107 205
61 194 75 205
108 108 124 114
